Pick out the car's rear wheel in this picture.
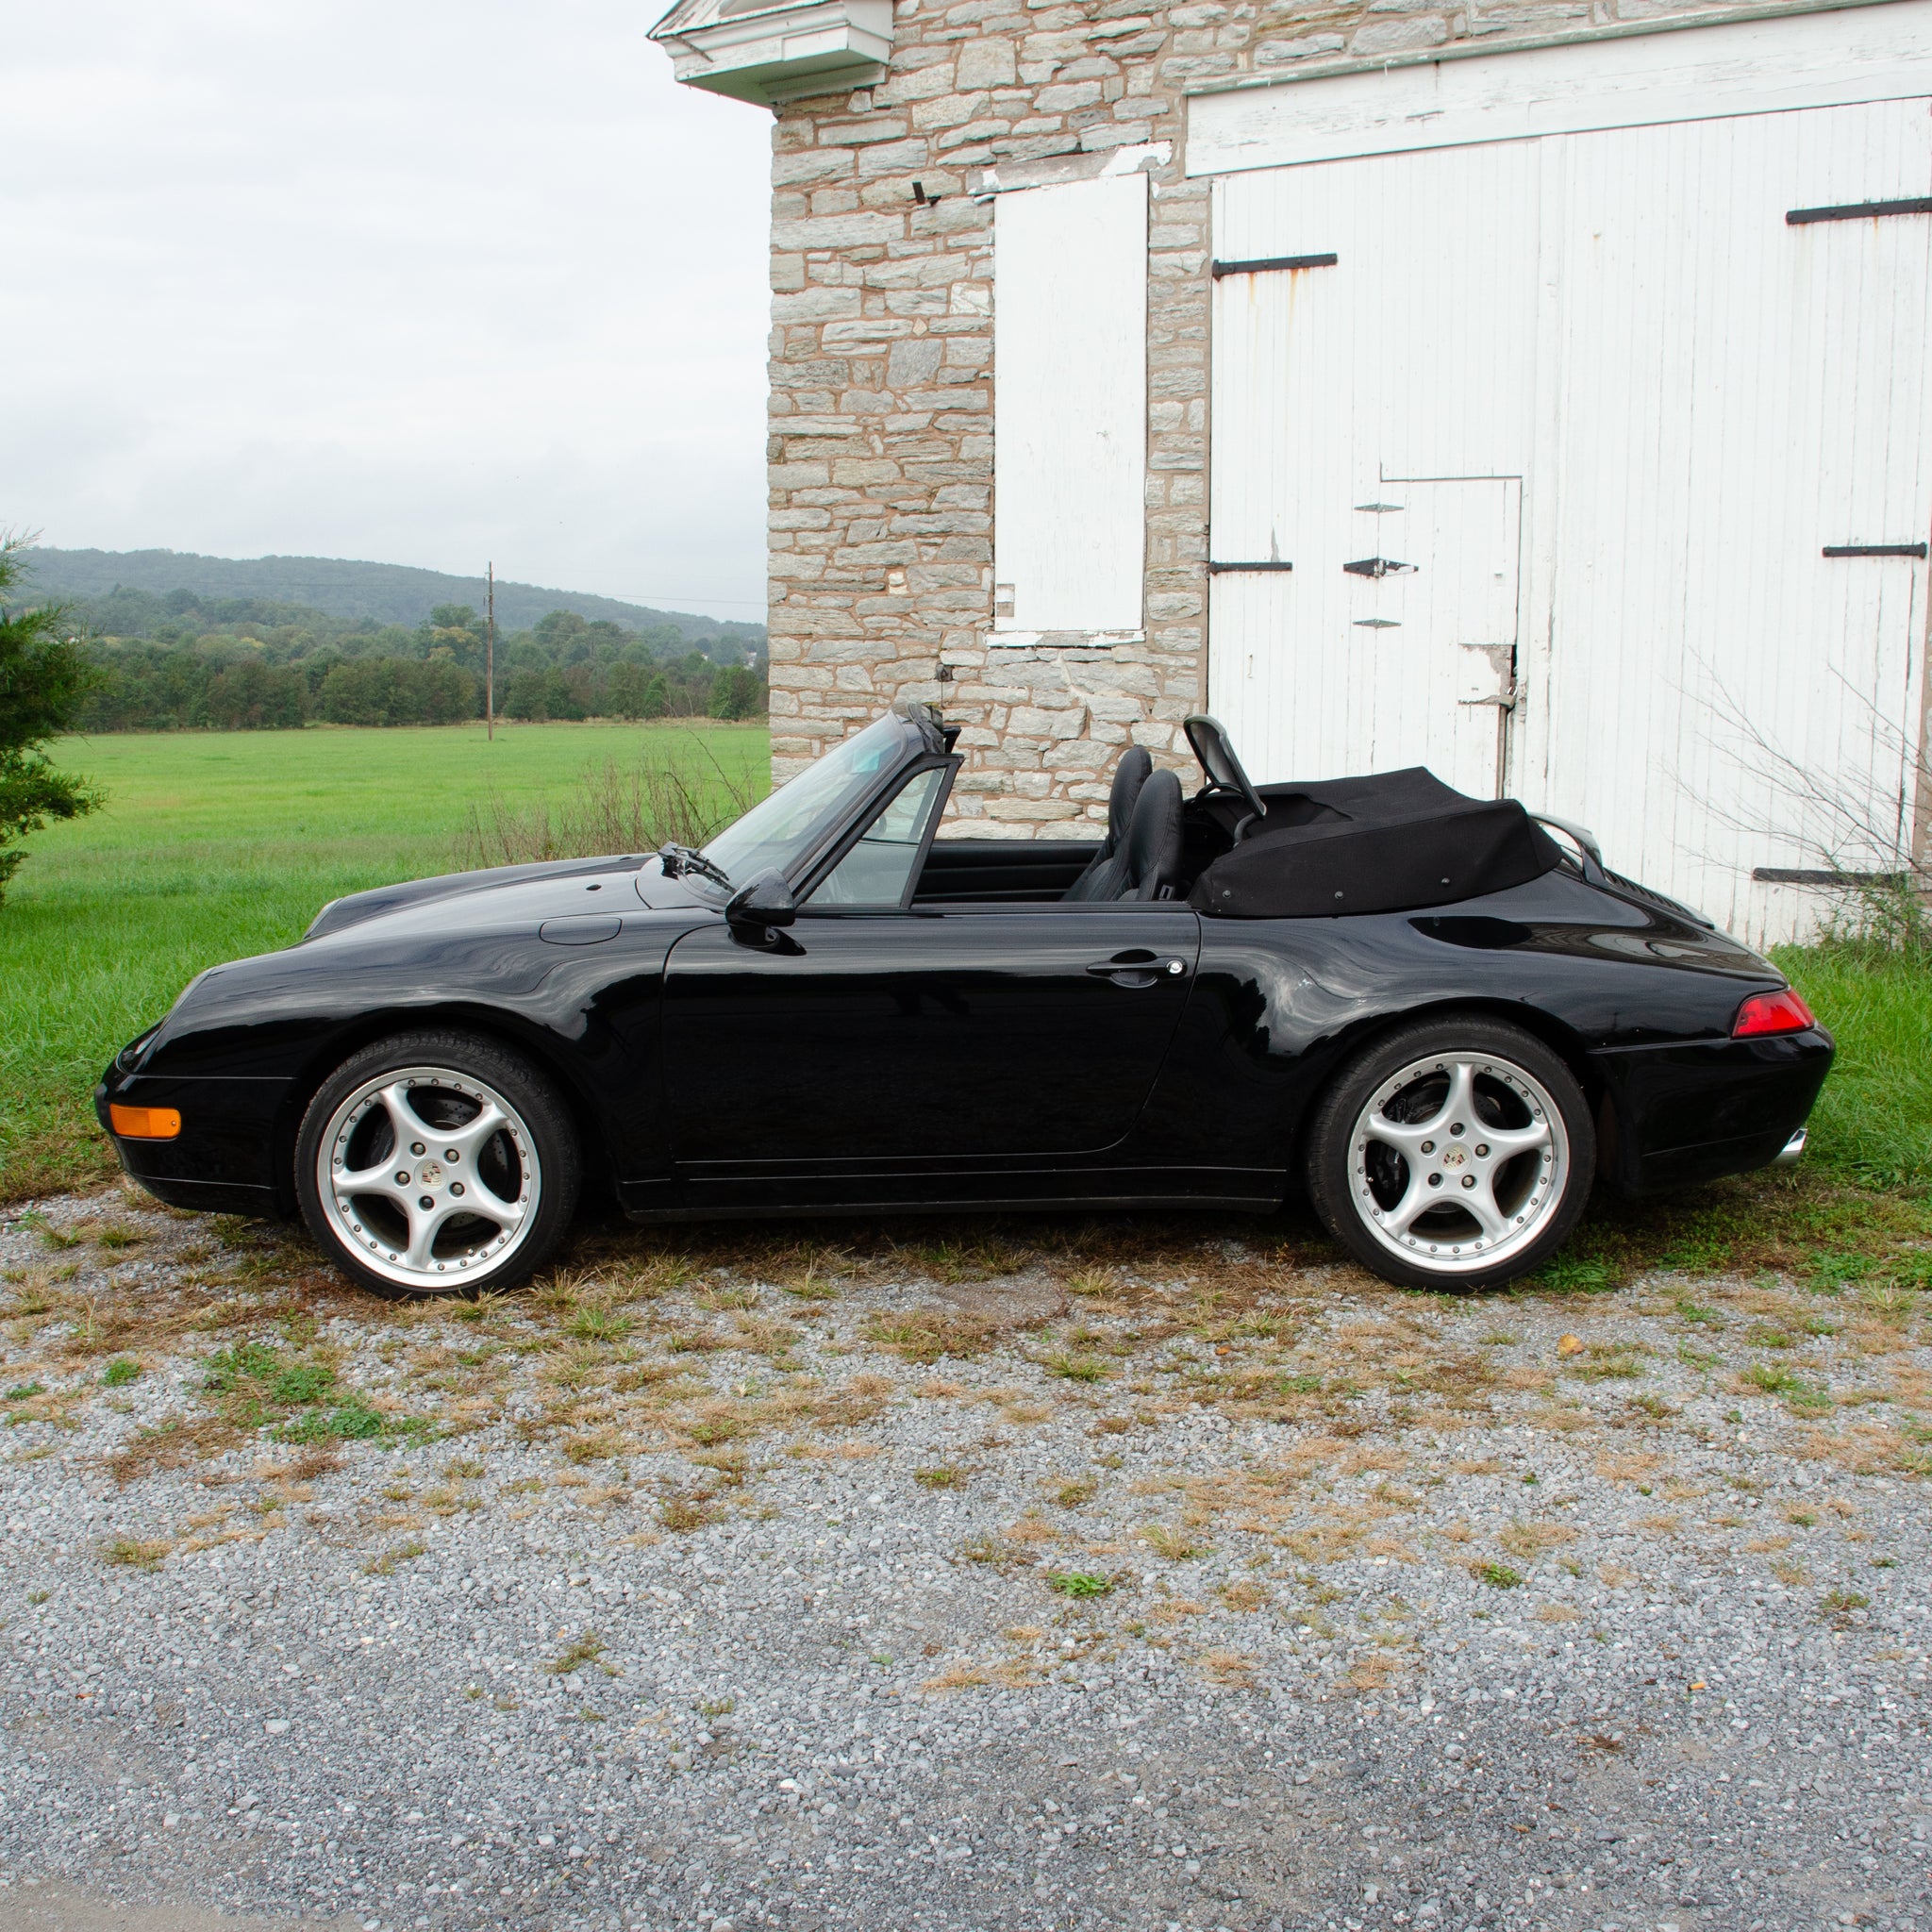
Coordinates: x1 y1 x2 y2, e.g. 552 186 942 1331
294 1030 579 1298
1305 1017 1594 1291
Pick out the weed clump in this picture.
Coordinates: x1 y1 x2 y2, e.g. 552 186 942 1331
104 1538 169 1571
1046 1572 1112 1598
658 1491 722 1532
546 1630 608 1675
861 1312 996 1364
363 1541 428 1577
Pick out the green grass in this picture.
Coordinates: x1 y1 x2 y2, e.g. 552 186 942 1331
1776 946 1932 1192
0 722 768 1201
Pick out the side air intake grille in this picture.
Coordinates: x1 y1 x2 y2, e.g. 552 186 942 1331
1605 870 1712 928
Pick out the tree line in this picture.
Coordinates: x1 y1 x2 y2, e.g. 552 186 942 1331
64 591 767 731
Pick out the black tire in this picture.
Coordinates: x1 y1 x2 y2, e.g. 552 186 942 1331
293 1028 580 1299
1305 1015 1595 1292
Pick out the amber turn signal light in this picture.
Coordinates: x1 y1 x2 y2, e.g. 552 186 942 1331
108 1104 181 1141
1732 988 1816 1038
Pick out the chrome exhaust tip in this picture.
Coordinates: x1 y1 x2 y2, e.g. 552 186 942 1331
1774 1127 1807 1168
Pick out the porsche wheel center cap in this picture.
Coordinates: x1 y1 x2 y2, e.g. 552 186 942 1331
1441 1147 1466 1170
416 1159 445 1187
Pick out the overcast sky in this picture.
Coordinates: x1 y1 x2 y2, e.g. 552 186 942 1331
0 1 773 620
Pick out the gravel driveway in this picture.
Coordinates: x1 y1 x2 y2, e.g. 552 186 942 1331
1 1187 1927 1932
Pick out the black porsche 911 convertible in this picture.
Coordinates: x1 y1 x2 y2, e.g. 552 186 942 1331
97 703 1831 1295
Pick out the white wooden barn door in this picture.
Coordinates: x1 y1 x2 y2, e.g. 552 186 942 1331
1208 141 1541 800
1209 97 1932 940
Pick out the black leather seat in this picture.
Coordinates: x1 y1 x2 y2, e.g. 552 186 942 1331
1062 746 1151 902
1114 766 1185 901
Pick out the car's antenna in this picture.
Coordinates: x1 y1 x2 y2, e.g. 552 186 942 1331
486 562 496 743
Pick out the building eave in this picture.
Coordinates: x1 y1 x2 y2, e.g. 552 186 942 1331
649 0 893 107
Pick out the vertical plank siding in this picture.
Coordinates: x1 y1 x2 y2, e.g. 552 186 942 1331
1210 96 1932 942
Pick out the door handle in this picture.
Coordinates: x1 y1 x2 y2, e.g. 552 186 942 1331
1088 954 1189 986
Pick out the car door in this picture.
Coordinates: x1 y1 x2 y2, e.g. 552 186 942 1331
664 901 1201 1172
662 763 1201 1174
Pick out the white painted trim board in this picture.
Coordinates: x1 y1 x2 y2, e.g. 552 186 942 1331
1187 0 1932 175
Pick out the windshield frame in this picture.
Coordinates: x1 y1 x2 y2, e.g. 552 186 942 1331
699 708 939 894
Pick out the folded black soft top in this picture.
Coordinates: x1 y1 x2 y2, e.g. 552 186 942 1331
1190 767 1562 918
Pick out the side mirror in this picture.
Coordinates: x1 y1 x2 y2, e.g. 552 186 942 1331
725 868 797 933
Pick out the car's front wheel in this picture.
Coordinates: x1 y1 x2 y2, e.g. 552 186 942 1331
294 1029 580 1297
1305 1017 1595 1291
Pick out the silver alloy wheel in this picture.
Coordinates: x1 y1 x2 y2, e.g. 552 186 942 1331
1347 1052 1570 1276
315 1064 541 1291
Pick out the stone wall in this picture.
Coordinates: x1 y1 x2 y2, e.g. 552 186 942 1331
763 0 1753 834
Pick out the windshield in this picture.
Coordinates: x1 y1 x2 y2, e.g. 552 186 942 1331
704 713 911 885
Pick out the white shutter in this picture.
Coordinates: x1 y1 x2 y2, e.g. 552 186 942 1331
992 174 1148 639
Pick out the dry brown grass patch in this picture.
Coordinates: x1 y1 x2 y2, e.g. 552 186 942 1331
1004 1515 1060 1546
1498 1520 1579 1559
1201 1649 1258 1687
658 1490 724 1533
1141 1523 1209 1562
1799 1423 1932 1479
1220 1578 1271 1611
562 1428 626 1464
861 1311 999 1365
1501 1365 1556 1392
1151 1598 1208 1623
104 1414 242 1486
923 1663 991 1692
1536 1603 1581 1624
1531 1405 1596 1433
1344 1654 1399 1694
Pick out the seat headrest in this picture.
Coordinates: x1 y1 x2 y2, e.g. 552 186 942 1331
1123 766 1184 900
1106 746 1153 851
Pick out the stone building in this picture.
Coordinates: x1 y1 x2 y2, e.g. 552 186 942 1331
650 0 1932 941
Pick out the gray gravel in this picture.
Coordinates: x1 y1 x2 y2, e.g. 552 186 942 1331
1 1189 1929 1932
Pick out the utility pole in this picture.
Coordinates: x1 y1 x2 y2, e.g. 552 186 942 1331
486 562 495 742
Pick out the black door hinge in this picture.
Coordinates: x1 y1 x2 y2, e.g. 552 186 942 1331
1208 560 1293 575
1211 253 1340 277
1787 196 1932 225
1823 542 1928 558
1343 557 1417 578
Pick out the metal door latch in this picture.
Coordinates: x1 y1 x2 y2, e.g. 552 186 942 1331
1343 557 1417 578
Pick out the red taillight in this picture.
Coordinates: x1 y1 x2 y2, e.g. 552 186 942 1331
1733 989 1816 1038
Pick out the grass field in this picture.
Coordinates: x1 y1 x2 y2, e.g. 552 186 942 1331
0 722 769 1199
0 724 1925 1297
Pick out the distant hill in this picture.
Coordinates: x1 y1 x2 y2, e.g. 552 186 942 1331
22 548 763 643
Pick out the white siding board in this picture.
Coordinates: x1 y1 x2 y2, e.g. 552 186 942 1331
992 175 1148 636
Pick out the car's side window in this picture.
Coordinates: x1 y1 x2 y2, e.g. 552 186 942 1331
808 767 946 910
